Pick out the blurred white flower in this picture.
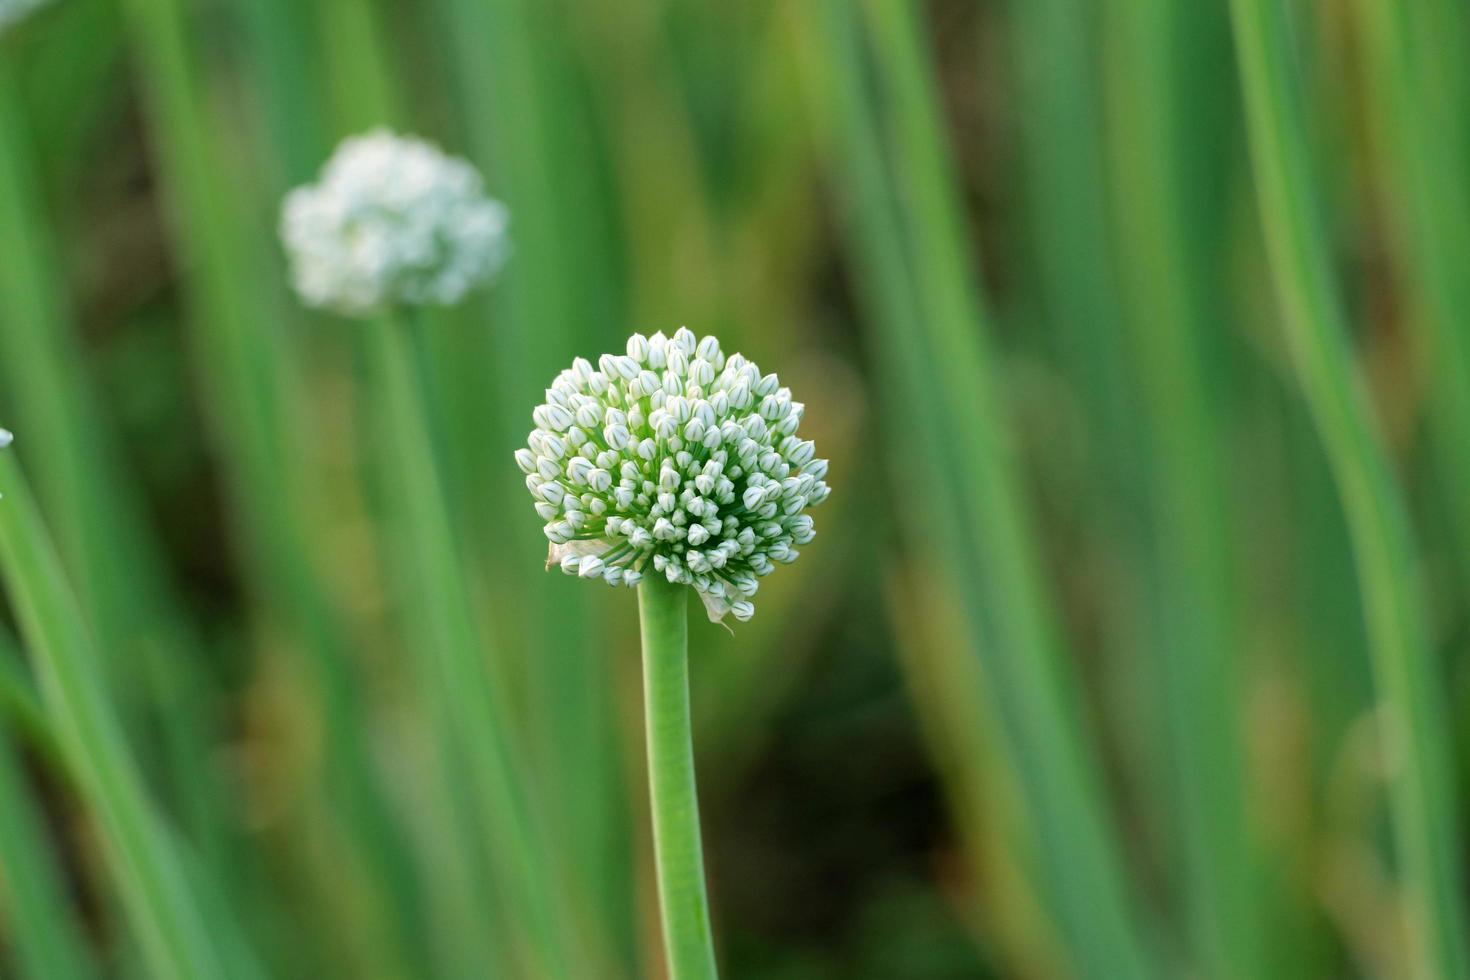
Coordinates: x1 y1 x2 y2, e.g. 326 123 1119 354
518 328 831 623
280 129 509 317
0 0 50 33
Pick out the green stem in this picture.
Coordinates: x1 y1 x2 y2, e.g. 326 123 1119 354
366 311 573 978
0 632 67 784
1228 0 1470 976
0 723 97 980
638 577 717 980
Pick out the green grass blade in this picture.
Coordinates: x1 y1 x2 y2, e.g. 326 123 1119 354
228 0 328 185
814 1 1159 975
316 0 400 133
0 59 110 641
884 563 1061 976
0 724 98 980
1003 0 1176 910
0 450 238 980
366 311 578 979
1104 1 1267 974
1227 0 1470 975
115 0 433 968
433 0 635 966
1006 0 1141 520
0 627 93 980
0 43 252 912
1350 0 1470 576
0 627 70 790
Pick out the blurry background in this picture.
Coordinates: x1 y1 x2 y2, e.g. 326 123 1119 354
0 0 1467 977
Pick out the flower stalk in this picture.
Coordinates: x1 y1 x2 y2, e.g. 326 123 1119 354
518 329 827 980
366 308 573 978
638 575 718 980
283 130 572 975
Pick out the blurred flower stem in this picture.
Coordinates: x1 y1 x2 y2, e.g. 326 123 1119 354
638 574 718 980
365 307 577 978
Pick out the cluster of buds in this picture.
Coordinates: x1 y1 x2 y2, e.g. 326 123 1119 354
280 129 509 317
517 329 829 622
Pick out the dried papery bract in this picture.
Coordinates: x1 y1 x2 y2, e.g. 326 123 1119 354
280 129 509 317
517 328 830 623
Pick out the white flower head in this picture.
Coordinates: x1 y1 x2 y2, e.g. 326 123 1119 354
280 129 509 317
518 329 830 623
0 0 50 33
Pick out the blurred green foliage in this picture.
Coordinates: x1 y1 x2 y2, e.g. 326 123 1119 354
0 0 1467 977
